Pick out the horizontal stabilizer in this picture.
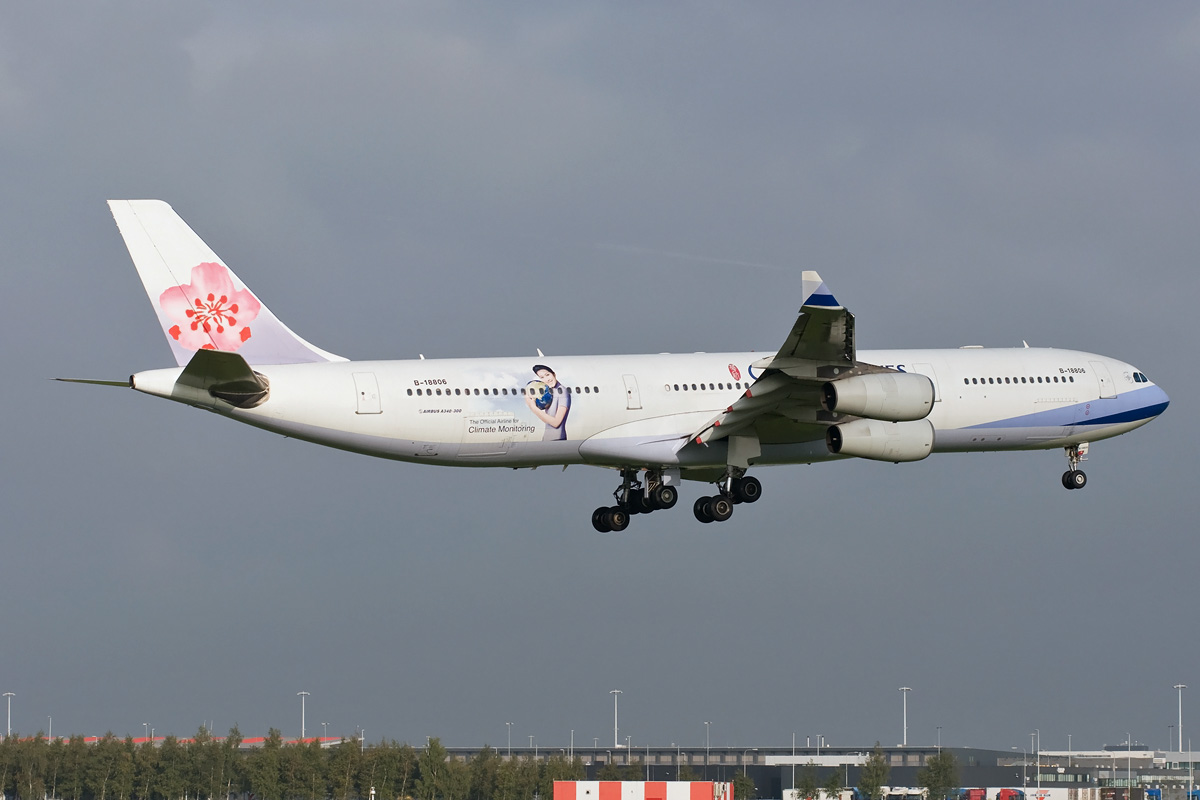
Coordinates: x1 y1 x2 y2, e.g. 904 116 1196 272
54 378 130 387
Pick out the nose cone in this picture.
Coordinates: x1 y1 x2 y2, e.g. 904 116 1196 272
1149 383 1170 416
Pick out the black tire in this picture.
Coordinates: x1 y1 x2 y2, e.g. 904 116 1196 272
734 475 762 503
653 484 679 510
1070 470 1087 489
592 507 613 532
710 496 734 522
606 507 630 532
693 496 714 523
635 492 656 514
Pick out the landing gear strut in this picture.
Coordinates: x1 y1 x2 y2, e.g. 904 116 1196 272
591 469 679 532
1061 443 1089 490
692 469 762 524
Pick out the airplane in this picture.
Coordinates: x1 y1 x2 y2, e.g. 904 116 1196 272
65 200 1170 532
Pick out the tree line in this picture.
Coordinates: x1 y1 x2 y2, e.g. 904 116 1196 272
0 730 593 800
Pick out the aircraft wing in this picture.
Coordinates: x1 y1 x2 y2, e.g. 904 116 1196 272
689 271 857 446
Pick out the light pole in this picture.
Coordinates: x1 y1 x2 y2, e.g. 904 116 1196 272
143 722 149 742
705 722 711 780
2 693 12 738
1127 734 1132 799
937 727 942 752
47 716 51 741
1177 685 1188 754
743 748 758 777
506 723 512 758
899 688 911 746
1032 730 1040 790
323 722 329 741
1068 734 1072 769
611 690 622 748
1012 745 1026 788
298 692 310 740
571 730 574 760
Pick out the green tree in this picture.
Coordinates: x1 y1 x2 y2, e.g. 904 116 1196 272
112 737 137 800
467 746 501 800
87 733 125 800
328 737 363 800
796 763 819 800
58 735 86 800
733 772 756 800
677 762 697 782
596 758 622 781
857 744 890 800
916 751 958 800
823 767 843 800
14 734 48 800
133 738 160 800
245 729 285 800
415 738 450 800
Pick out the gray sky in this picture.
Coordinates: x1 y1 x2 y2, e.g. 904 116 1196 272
2 2 1197 753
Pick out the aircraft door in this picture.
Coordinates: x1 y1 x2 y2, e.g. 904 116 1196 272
1089 361 1117 399
622 374 642 410
352 372 382 414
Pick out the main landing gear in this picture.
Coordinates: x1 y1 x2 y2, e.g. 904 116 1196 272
1061 442 1089 490
592 469 680 532
692 472 762 524
590 468 763 530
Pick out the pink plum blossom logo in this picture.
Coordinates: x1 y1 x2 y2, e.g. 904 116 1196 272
158 262 261 352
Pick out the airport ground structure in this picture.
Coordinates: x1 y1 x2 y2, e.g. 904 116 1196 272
436 744 1200 800
1 733 1198 800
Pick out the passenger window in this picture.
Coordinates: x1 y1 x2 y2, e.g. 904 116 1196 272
674 384 680 391
436 388 442 395
585 386 591 393
1069 376 1074 382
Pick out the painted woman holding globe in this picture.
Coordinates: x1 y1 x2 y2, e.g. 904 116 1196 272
525 364 571 440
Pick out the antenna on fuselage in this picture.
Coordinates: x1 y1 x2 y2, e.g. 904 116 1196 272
1022 341 1030 348
536 348 545 357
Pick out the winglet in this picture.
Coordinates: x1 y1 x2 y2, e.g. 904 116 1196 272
800 271 843 311
109 200 346 367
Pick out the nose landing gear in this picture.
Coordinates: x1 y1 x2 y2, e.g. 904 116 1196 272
1061 443 1089 490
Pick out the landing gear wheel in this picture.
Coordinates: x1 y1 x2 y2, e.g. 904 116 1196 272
693 496 714 523
634 493 656 514
710 496 734 522
732 476 762 504
652 485 679 510
606 507 630 531
1062 470 1087 490
592 507 613 532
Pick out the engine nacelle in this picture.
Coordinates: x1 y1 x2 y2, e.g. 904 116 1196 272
826 418 934 463
821 372 934 422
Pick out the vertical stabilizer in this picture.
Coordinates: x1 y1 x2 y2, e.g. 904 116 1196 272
109 199 345 366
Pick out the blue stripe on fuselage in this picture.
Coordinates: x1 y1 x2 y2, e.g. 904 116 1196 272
965 385 1168 430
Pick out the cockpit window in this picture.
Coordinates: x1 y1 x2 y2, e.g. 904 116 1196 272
1134 372 1149 383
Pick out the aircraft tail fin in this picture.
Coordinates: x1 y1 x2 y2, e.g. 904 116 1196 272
108 200 346 366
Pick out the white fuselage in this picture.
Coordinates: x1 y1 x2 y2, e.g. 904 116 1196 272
131 346 1168 476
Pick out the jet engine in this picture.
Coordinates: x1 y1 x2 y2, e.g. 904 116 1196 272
826 418 934 463
821 372 934 422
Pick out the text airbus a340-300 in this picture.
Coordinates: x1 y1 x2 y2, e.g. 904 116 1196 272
62 201 1169 531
